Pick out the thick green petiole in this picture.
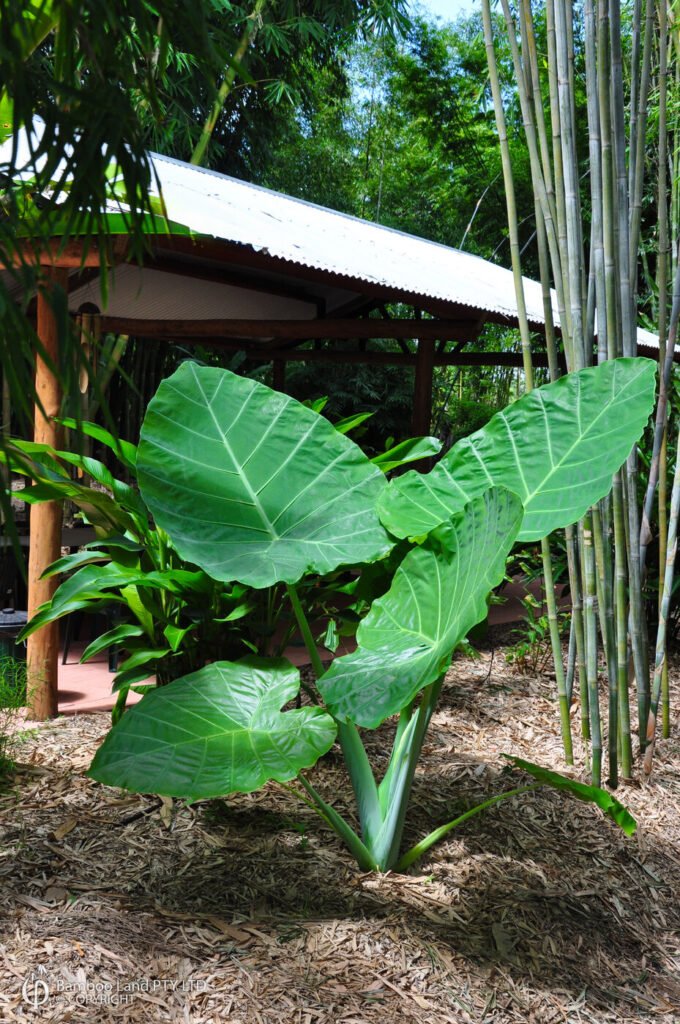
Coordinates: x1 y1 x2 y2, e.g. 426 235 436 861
287 580 449 869
371 676 445 869
286 582 382 843
378 705 416 816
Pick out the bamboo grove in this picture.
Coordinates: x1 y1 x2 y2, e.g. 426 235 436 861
481 0 680 785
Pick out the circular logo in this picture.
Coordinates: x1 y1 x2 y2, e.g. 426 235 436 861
22 970 50 1009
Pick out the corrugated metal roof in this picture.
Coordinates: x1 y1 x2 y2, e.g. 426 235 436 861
0 122 550 323
149 150 551 325
0 121 664 349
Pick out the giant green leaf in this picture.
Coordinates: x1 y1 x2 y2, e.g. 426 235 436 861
378 358 656 541
318 487 523 729
88 657 337 800
137 363 393 589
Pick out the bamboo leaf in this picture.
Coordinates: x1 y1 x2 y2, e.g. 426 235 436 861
0 95 13 144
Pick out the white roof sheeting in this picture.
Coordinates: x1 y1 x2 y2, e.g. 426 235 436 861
0 121 664 350
149 150 550 325
145 154 666 351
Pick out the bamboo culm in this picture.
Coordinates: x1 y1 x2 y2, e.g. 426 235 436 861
644 424 680 774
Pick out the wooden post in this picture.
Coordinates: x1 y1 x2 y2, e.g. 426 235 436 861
412 338 435 436
272 358 286 393
27 267 67 719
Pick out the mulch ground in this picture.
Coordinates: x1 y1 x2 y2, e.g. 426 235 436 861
0 636 679 1023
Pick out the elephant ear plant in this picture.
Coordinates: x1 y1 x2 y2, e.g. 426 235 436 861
89 358 655 871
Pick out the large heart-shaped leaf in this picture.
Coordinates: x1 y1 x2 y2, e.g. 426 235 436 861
318 487 523 728
378 358 656 541
137 363 393 588
88 657 337 800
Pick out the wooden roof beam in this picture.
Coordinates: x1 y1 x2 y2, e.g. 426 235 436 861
97 316 483 343
3 237 128 269
152 339 559 369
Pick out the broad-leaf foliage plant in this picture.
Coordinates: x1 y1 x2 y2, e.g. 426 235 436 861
78 358 654 870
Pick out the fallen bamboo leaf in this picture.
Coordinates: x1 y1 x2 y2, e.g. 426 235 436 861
159 795 173 829
44 885 69 903
52 817 78 840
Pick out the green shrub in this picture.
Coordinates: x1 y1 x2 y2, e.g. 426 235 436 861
505 594 570 676
0 654 29 776
445 397 498 446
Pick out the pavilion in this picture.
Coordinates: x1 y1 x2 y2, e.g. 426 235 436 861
0 125 665 718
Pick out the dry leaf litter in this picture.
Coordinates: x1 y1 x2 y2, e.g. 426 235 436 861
0 634 679 1023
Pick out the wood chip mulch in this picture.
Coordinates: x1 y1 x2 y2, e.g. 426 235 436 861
0 640 679 1023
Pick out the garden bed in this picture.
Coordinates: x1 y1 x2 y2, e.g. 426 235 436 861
0 643 679 1023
